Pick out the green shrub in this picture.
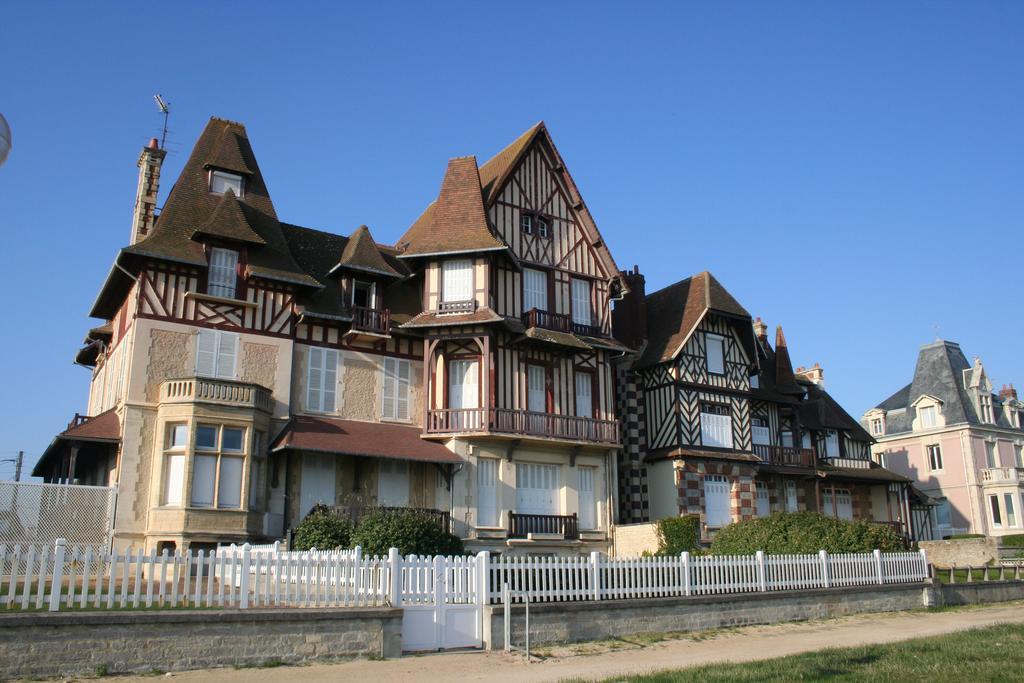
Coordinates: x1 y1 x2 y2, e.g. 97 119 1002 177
351 508 464 556
945 533 985 540
709 512 907 555
656 515 701 555
292 505 353 551
999 534 1024 547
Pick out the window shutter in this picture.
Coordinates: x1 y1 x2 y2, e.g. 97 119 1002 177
396 360 410 420
218 457 243 509
442 259 473 302
477 459 498 527
706 334 725 375
323 350 337 412
307 347 323 412
524 269 547 313
191 455 217 507
164 454 186 506
571 278 592 326
382 358 397 419
578 466 596 530
574 372 593 418
196 329 217 377
528 365 546 413
215 332 238 379
462 360 479 409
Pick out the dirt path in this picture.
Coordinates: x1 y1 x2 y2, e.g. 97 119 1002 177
114 603 1024 683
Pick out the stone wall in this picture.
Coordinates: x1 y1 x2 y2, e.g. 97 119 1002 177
484 583 926 650
0 608 402 679
920 537 999 568
937 580 1024 606
613 522 659 557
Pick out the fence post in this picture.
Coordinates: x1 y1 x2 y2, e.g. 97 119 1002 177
755 550 767 592
682 552 691 596
873 549 883 585
475 551 490 610
819 550 830 589
239 543 251 609
49 539 67 612
388 548 402 607
918 548 928 580
273 540 281 556
590 551 602 601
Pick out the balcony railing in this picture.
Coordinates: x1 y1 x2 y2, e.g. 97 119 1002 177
437 300 476 314
424 408 620 445
981 467 1024 484
349 305 390 335
160 377 273 413
508 512 579 540
753 444 816 468
522 308 603 338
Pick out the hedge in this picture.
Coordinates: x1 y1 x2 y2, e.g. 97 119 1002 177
1000 534 1024 548
292 505 353 551
945 533 985 540
656 515 701 555
351 507 465 556
710 512 907 555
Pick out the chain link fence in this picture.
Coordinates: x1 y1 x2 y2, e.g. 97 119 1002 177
0 481 115 551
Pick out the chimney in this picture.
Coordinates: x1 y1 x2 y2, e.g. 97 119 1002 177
797 362 825 387
612 266 647 348
753 317 768 340
130 137 166 244
999 384 1018 401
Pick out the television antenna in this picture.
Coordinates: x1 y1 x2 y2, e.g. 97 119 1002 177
0 112 11 167
154 94 170 149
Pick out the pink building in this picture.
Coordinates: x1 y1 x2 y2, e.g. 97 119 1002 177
864 340 1024 539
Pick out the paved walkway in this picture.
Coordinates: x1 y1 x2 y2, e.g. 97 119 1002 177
121 603 1024 682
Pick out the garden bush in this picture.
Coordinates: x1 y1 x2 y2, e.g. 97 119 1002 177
945 533 985 540
1000 534 1024 547
709 511 907 555
292 505 353 551
351 507 464 556
656 515 701 555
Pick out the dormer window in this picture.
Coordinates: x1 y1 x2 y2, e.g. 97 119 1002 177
352 280 376 309
208 247 239 299
980 393 994 423
919 405 937 428
210 170 244 197
870 417 885 436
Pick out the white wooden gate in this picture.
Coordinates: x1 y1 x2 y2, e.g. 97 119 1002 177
400 554 483 651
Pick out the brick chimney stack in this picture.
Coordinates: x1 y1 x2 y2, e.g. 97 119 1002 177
753 317 768 340
612 266 647 349
797 362 825 387
999 384 1018 401
130 137 166 245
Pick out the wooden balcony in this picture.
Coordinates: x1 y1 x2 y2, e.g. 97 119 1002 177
753 444 816 468
349 305 390 335
522 308 603 338
160 377 273 413
508 512 579 540
424 408 620 445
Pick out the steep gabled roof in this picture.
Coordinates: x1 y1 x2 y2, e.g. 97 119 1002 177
635 271 752 368
191 189 266 245
773 326 804 396
478 121 544 205
398 156 506 257
332 225 401 277
204 125 255 175
800 380 874 442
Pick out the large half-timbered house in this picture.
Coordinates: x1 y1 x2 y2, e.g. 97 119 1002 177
613 269 916 540
35 118 628 556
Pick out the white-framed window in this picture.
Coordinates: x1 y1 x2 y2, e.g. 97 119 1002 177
824 488 853 520
801 432 812 450
756 481 770 517
378 459 410 507
980 394 994 423
574 371 593 419
191 424 246 509
578 466 597 530
442 259 473 302
195 329 238 379
919 405 937 429
537 216 549 238
1015 444 1023 468
870 417 884 435
986 441 998 468
781 430 795 448
571 278 592 327
527 364 547 413
352 280 376 308
208 247 239 299
1004 493 1018 528
523 268 548 313
824 430 840 458
751 417 771 447
210 170 243 196
448 358 480 430
162 423 189 507
381 358 411 421
705 333 725 375
990 494 1003 528
927 444 943 471
477 458 499 527
785 480 798 512
516 462 560 515
520 214 533 235
306 347 338 413
700 404 733 449
704 474 731 527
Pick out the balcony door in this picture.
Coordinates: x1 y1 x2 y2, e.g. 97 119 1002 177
704 474 731 527
516 463 560 516
523 268 547 314
448 358 480 429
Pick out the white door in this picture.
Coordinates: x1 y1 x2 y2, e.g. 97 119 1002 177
704 475 731 527
378 459 410 507
516 463 560 515
299 452 336 518
448 359 480 429
401 556 482 652
836 489 853 520
756 481 770 517
476 459 498 527
578 466 597 530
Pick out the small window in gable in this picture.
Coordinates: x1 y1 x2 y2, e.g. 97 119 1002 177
536 216 549 238
520 214 533 235
210 170 243 197
208 247 239 299
705 333 725 375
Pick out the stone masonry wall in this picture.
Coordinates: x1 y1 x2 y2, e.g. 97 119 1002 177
920 537 1000 568
0 608 402 679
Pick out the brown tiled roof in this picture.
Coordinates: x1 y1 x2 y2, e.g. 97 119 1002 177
59 409 121 441
636 271 752 368
271 416 461 464
817 463 910 483
121 118 317 288
398 157 506 257
191 189 266 245
649 446 761 464
520 327 593 350
400 307 504 328
800 381 875 442
773 326 804 396
334 225 401 277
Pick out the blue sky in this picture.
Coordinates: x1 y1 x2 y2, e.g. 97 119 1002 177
1 2 1022 476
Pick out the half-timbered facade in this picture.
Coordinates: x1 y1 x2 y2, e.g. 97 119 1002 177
613 269 916 540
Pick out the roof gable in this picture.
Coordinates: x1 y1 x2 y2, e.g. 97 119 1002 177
204 126 255 175
191 189 266 245
333 225 401 277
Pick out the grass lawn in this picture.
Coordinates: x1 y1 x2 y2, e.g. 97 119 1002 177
605 623 1024 682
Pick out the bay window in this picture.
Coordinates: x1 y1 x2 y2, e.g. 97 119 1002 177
162 424 188 506
191 424 246 509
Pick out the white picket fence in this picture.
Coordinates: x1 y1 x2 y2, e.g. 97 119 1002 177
0 540 929 613
485 549 929 603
